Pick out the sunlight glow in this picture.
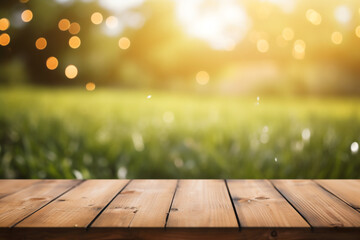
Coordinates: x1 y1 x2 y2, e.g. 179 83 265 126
351 142 359 154
355 26 360 38
0 18 10 31
106 16 118 29
35 37 47 50
21 10 33 23
46 57 58 70
334 5 352 24
65 65 78 79
174 0 250 50
293 39 306 59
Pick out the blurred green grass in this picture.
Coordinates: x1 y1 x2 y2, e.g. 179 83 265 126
0 87 359 179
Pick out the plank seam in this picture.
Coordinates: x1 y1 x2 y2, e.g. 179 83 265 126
269 180 313 229
224 179 241 231
86 179 132 230
11 180 84 228
164 179 179 229
314 180 360 213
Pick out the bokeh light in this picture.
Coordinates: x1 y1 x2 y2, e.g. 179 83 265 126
35 37 47 50
21 10 33 23
196 71 209 85
91 12 103 25
106 16 118 29
58 19 70 31
69 36 81 49
65 65 78 79
306 9 322 25
282 27 294 41
331 32 343 45
46 57 58 70
68 22 80 35
86 82 96 91
293 39 306 59
355 26 360 38
0 18 10 31
257 39 269 53
0 33 10 46
118 37 130 50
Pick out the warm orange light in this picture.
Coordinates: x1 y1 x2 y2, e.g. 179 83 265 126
35 37 47 50
196 71 209 85
118 37 130 50
257 39 269 53
58 19 70 31
68 22 80 35
91 12 103 25
0 33 10 46
86 82 96 91
69 36 81 49
65 65 78 79
356 26 360 38
21 9 33 23
331 32 343 45
0 18 10 31
46 57 58 70
282 27 294 41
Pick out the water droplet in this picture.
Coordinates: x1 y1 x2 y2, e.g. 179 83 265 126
351 142 359 154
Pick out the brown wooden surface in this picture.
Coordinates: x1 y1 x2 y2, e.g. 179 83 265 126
166 180 238 228
227 180 309 227
17 180 128 228
0 179 359 240
315 179 360 210
0 180 78 227
0 180 40 199
272 180 360 227
92 179 177 227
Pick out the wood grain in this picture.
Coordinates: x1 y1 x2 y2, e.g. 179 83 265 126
16 180 129 228
0 180 79 227
315 179 360 210
227 180 309 227
0 180 40 199
92 180 177 227
166 180 238 228
272 180 360 227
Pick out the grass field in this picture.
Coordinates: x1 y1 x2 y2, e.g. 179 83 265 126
0 87 359 179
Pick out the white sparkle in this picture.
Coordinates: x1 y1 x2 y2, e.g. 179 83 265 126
147 95 152 99
351 142 359 154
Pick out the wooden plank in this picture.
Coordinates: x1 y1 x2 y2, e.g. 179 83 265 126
17 180 129 228
227 180 309 227
166 180 238 228
315 179 360 210
0 180 40 199
92 180 177 227
0 180 79 227
272 180 360 227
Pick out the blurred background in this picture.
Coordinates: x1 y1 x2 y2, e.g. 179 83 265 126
0 0 359 179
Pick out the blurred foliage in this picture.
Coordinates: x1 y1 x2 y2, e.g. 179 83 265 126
0 0 360 94
0 88 359 179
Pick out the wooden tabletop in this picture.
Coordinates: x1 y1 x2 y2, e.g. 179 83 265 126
0 179 359 240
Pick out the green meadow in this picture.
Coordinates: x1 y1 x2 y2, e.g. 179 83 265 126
0 88 359 179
